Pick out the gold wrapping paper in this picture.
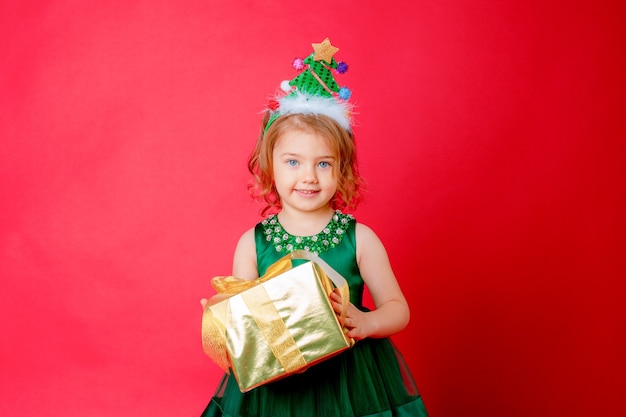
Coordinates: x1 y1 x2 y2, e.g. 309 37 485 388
202 250 355 392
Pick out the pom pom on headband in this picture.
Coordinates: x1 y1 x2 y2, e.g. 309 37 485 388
265 38 353 133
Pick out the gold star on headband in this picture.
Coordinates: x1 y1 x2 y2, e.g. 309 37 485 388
312 38 339 63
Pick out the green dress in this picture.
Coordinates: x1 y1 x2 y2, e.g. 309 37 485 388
201 211 428 417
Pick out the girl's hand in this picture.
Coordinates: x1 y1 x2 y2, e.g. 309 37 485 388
329 288 372 341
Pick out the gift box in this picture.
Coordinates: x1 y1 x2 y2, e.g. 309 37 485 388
202 250 355 392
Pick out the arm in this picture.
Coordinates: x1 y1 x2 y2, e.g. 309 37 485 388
232 227 259 280
330 223 410 340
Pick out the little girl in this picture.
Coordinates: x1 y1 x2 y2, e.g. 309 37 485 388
201 38 428 417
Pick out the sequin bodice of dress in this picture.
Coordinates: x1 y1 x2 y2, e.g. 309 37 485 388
255 210 364 308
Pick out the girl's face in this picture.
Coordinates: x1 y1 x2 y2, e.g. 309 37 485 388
272 129 338 216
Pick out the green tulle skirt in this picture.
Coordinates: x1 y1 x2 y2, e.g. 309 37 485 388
200 337 428 417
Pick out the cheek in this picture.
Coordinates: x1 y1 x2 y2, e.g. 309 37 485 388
327 174 339 191
272 166 290 189
272 164 284 180
271 160 283 179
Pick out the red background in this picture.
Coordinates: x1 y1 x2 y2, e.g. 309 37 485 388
1 1 625 416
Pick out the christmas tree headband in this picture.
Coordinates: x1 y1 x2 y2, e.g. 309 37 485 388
265 38 353 133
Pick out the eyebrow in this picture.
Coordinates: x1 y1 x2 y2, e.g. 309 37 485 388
279 152 336 159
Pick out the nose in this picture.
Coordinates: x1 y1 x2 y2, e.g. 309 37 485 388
302 165 318 183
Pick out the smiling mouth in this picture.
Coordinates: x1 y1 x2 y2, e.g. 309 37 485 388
295 189 320 195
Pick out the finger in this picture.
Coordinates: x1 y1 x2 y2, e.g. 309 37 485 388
347 329 360 341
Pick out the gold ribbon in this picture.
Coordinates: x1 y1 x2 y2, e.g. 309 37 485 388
240 286 307 372
201 250 352 374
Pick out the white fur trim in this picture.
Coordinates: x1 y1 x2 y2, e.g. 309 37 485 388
277 92 352 131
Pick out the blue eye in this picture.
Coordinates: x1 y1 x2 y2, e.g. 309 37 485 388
287 159 298 166
318 161 331 168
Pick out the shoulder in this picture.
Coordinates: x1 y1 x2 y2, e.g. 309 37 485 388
354 222 390 263
238 215 274 248
236 226 256 249
355 222 383 246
